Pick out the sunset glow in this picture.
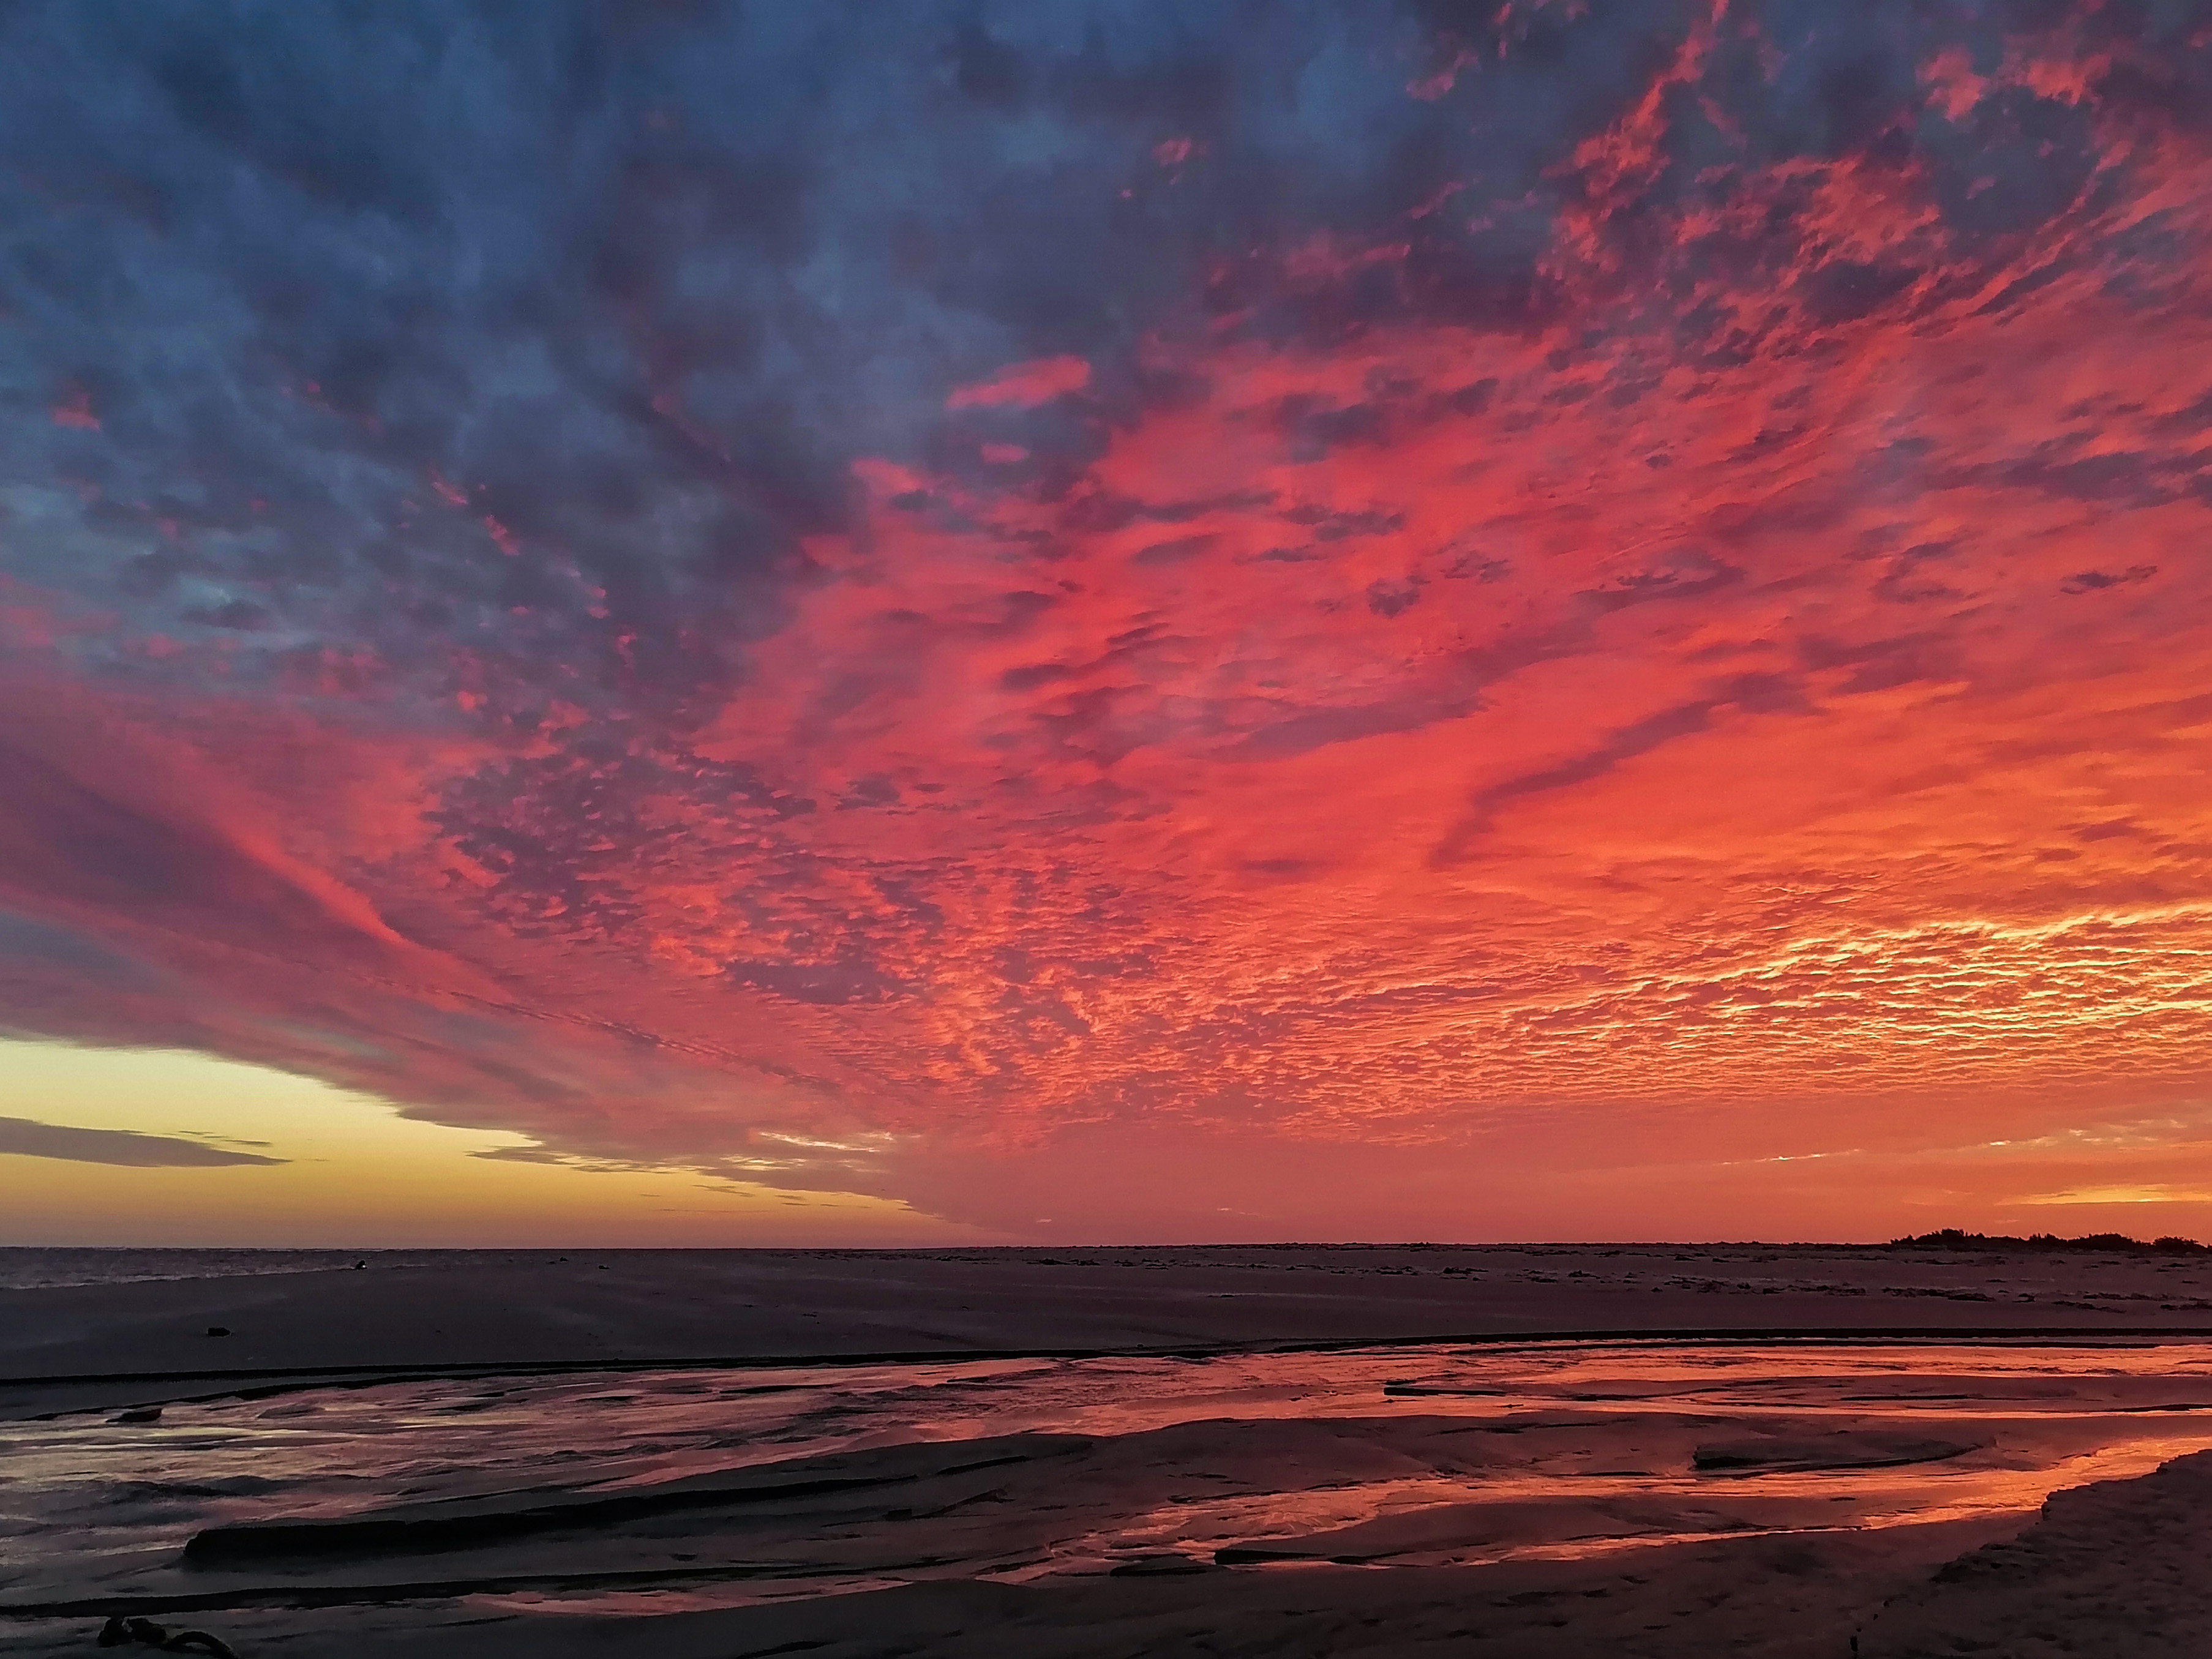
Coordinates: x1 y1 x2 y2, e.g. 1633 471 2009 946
4 1 2211 1241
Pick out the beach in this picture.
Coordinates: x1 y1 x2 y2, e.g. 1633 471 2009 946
12 1241 2212 1408
7 1245 2212 1655
4 1256 2212 1654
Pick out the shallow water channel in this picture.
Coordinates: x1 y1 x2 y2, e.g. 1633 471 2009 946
7 1339 2212 1620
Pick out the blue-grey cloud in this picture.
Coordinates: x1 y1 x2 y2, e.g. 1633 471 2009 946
0 1115 287 1167
6 0 2176 719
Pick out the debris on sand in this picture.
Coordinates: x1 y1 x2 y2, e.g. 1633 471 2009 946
96 1616 239 1655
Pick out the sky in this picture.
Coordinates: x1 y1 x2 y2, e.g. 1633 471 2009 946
4 0 2212 1246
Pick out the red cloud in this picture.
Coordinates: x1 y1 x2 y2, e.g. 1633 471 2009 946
50 388 99 430
11 7 2212 1240
945 355 1092 410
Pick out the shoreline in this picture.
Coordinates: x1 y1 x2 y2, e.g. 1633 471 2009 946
10 1319 2212 1395
14 1241 2212 1420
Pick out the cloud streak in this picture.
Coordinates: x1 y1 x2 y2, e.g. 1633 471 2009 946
0 1115 287 1168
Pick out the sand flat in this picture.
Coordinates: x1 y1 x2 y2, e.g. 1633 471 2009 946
12 1248 2212 1655
9 1242 2212 1419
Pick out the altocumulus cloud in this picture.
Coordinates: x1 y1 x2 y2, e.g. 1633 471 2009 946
4 0 2212 1237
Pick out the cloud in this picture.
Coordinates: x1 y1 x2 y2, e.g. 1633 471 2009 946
2 1 2211 1235
946 356 1093 411
0 1115 286 1167
2015 1186 2212 1207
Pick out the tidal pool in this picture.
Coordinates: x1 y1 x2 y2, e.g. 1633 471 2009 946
7 1339 2212 1623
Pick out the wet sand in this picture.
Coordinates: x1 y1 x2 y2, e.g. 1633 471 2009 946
10 1247 2212 1655
10 1242 2212 1418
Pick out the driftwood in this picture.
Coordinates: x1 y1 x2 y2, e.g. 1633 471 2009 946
95 1616 239 1657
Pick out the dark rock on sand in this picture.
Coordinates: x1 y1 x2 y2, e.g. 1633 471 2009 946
96 1616 237 1655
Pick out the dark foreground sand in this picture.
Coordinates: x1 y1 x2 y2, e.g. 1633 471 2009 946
29 1467 2192 1659
10 1246 2212 1656
8 1522 2028 1659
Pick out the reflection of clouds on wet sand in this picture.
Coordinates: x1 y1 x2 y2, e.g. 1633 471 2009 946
9 1341 2212 1655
